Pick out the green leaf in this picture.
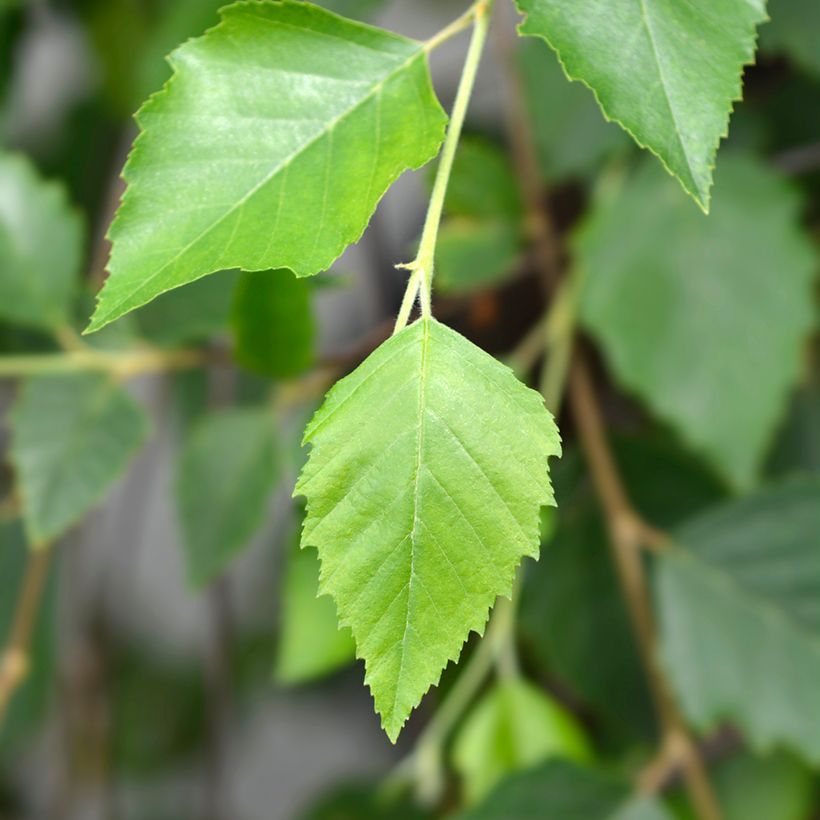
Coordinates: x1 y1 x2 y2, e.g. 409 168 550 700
671 751 815 820
436 219 522 294
577 155 816 489
457 760 672 820
453 679 591 804
445 137 522 221
656 478 820 763
0 152 83 332
761 0 820 80
176 406 279 586
10 375 150 544
515 0 767 209
517 40 626 181
298 782 431 820
132 268 239 347
275 537 355 684
87 0 446 332
231 269 315 379
296 317 560 741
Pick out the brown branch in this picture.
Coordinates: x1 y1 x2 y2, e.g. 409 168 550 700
0 546 52 727
494 8 720 818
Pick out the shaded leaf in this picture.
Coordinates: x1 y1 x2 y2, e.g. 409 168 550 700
296 317 560 740
87 0 446 331
656 478 820 763
578 155 816 489
0 152 83 332
231 269 315 379
457 760 671 820
453 679 591 803
10 374 150 543
761 0 820 80
515 0 767 208
176 406 278 586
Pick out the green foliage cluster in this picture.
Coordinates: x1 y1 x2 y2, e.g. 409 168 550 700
1 0 819 817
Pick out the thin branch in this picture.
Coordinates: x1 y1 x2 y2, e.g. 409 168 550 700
424 3 478 54
0 546 52 727
569 356 721 820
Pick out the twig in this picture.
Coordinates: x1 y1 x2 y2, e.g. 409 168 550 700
0 546 52 727
772 142 820 175
569 356 720 820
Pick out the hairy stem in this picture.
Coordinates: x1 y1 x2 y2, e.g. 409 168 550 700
0 546 52 728
394 0 494 333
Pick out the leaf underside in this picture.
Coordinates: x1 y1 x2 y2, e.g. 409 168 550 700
515 0 767 209
656 479 820 764
296 318 560 740
87 0 446 332
578 155 816 489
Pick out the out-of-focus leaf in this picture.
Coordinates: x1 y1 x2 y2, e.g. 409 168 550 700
672 751 815 820
298 782 430 820
445 137 522 221
111 649 206 774
518 40 626 181
515 0 767 209
275 538 355 685
10 375 150 544
86 1 446 331
656 479 820 763
436 219 522 294
132 268 238 347
0 153 83 332
231 269 315 379
435 138 524 293
768 378 820 478
453 679 591 803
296 318 560 741
176 406 278 586
456 760 672 820
761 0 820 80
0 521 55 755
578 155 816 489
521 435 725 745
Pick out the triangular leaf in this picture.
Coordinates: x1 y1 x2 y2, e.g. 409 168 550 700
0 152 83 332
87 0 446 332
296 317 560 741
453 679 591 804
577 155 816 489
10 374 150 544
515 0 767 208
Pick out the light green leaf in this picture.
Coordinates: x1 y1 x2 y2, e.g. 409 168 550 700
436 219 522 294
275 537 355 684
761 0 820 79
296 317 560 741
10 375 150 544
177 406 279 586
87 0 446 332
656 479 820 763
231 269 315 379
515 0 767 209
0 153 83 332
453 679 591 804
457 760 672 820
517 40 626 181
578 155 816 489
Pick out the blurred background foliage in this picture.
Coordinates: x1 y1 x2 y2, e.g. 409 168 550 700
0 0 819 818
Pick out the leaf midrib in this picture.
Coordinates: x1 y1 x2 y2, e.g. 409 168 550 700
97 37 427 327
